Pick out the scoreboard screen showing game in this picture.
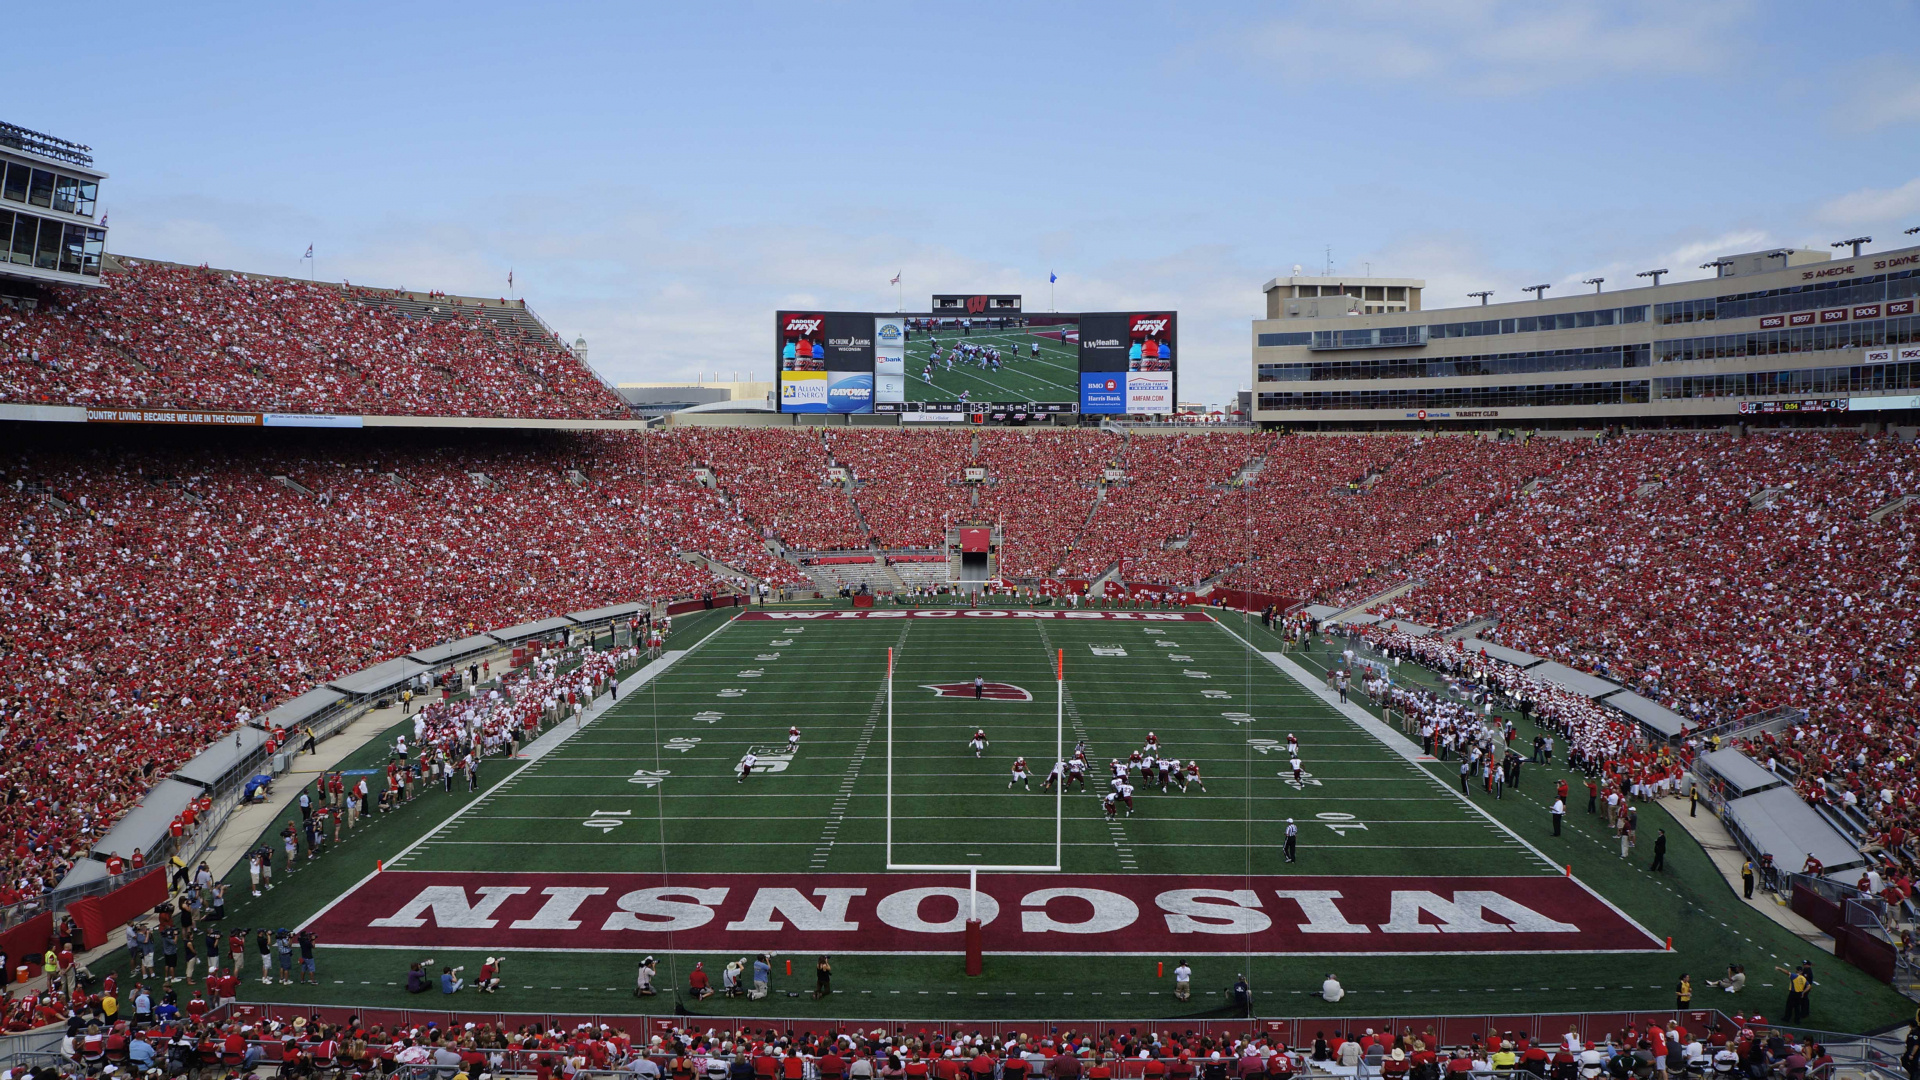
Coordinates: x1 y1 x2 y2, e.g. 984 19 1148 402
776 306 1175 415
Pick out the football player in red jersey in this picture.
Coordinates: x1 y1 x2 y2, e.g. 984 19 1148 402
1008 757 1030 790
1185 759 1206 792
969 730 988 757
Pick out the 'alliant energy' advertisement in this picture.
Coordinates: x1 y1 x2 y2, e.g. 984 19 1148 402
777 308 1174 415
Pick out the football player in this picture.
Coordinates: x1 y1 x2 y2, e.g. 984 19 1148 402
1066 756 1087 790
969 729 989 758
1041 759 1064 792
1008 756 1030 790
737 752 757 784
1185 759 1206 793
788 726 801 751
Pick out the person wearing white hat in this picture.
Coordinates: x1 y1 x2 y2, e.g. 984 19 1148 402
476 956 503 993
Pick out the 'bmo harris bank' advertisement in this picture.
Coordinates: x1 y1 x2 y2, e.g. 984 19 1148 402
1080 373 1126 414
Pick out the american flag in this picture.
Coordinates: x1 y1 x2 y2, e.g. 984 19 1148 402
890 272 901 285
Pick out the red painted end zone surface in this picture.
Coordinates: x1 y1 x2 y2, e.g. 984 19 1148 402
736 610 1216 621
307 873 1660 956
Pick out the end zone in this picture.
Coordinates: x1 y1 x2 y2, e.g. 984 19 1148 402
305 872 1665 957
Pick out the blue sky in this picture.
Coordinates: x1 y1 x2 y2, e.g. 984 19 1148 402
16 1 1920 406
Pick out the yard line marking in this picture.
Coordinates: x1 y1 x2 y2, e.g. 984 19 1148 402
813 622 909 869
1036 620 1137 870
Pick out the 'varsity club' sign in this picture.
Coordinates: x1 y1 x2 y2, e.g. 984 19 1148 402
306 873 1660 956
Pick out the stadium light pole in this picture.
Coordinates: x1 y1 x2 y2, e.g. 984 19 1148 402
1468 290 1493 306
1766 249 1794 269
1637 269 1669 287
1700 259 1735 279
1582 277 1604 294
1906 227 1920 236
1523 284 1550 300
1832 237 1872 258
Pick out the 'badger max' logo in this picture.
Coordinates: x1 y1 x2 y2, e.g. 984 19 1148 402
1130 314 1170 335
783 314 824 334
921 682 1032 701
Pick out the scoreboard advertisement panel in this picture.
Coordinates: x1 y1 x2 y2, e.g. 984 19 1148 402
776 306 1175 415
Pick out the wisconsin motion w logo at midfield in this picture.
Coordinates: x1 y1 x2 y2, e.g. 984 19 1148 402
921 682 1032 701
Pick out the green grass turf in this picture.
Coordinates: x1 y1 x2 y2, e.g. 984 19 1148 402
902 328 1082 404
110 603 1911 1031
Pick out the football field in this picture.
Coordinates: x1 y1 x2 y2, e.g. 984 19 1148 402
903 327 1082 404
185 605 1913 1027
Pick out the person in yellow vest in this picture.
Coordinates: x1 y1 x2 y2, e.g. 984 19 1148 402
1676 973 1692 1009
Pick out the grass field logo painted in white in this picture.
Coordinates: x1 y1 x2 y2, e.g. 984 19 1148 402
739 745 796 773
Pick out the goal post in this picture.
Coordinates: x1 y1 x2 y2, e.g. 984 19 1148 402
884 645 1064 873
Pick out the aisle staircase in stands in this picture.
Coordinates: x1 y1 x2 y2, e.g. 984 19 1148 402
1323 578 1424 625
1442 613 1501 641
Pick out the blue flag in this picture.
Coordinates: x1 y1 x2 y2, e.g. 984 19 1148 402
1049 271 1057 284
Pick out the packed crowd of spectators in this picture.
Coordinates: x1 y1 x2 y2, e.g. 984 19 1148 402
1061 434 1267 583
831 429 974 549
673 429 868 552
1354 430 1920 879
0 433 801 897
0 260 626 419
42 1007 1810 1080
975 430 1119 577
1211 435 1577 604
1371 432 1918 731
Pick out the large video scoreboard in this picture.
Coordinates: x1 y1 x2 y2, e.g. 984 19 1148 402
776 301 1175 416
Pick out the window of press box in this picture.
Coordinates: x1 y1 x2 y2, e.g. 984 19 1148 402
34 215 61 269
6 214 31 265
2 163 28 203
81 227 104 275
27 168 53 209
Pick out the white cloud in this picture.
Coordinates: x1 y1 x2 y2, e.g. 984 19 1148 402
1817 178 1920 228
1220 0 1751 96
